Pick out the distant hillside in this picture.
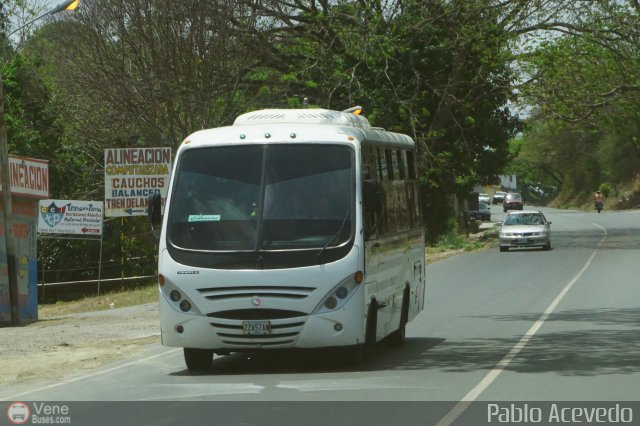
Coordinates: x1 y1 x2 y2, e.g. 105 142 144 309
550 175 640 211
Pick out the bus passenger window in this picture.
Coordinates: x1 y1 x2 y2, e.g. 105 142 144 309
396 181 410 231
383 180 397 234
391 150 401 180
406 151 417 179
385 149 394 180
399 150 407 180
377 148 387 179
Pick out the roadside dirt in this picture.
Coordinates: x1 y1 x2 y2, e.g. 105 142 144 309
0 303 160 386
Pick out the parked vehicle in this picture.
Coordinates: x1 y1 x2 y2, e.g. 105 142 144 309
499 210 551 252
492 191 506 205
478 193 490 204
503 192 524 212
470 201 491 221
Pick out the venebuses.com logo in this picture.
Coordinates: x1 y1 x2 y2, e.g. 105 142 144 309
6 402 72 424
7 402 30 424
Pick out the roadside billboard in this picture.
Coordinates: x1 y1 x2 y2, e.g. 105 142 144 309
1 156 49 322
37 200 103 236
104 147 171 217
0 156 49 198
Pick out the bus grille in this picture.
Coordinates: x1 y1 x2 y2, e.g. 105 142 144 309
197 285 315 301
208 316 307 347
207 309 306 320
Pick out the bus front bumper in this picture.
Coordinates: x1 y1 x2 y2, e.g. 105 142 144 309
159 295 366 351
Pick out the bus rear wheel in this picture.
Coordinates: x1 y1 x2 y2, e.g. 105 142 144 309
184 348 213 372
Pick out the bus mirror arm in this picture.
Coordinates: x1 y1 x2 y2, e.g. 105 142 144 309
147 192 163 237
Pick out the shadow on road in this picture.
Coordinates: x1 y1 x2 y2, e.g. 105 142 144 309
452 307 640 376
170 307 640 377
169 337 447 376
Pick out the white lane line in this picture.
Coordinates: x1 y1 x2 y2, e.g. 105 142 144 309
136 383 266 400
435 224 607 426
277 376 443 392
4 348 181 400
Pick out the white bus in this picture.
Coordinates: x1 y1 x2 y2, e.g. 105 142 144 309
148 107 425 371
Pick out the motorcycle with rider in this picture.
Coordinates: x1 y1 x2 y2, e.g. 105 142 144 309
594 191 604 213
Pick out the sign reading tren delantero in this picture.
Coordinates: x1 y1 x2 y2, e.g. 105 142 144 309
38 200 103 236
104 148 171 217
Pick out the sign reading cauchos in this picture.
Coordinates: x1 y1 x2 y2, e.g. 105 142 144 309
104 147 171 217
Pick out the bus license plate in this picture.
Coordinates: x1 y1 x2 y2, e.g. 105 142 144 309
242 320 271 335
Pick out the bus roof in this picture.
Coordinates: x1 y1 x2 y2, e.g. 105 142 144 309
234 108 372 128
183 108 415 149
234 108 414 148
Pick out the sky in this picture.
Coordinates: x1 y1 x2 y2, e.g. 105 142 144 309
6 0 76 44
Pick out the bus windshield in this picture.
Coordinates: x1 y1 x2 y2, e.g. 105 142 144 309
168 144 354 252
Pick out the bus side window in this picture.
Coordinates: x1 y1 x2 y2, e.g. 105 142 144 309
383 179 397 235
406 150 417 179
395 180 410 231
361 146 374 180
377 147 387 179
391 150 402 180
399 150 407 180
363 145 380 240
385 149 394 180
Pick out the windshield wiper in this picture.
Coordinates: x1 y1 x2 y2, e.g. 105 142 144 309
317 210 349 257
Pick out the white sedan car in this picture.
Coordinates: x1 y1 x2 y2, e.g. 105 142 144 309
499 210 551 252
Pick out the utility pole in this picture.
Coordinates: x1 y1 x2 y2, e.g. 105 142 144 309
1 0 80 325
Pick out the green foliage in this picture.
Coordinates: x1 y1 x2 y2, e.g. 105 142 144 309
432 227 483 252
598 183 612 197
512 1 640 205
10 0 639 276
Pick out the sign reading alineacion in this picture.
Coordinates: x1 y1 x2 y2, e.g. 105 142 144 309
38 200 103 236
104 147 171 217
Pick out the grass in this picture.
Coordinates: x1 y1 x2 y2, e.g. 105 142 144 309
428 230 486 253
38 283 158 318
425 225 498 264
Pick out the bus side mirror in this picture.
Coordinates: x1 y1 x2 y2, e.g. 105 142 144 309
147 192 163 234
363 180 382 212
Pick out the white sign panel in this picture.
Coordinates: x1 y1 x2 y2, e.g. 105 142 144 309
104 147 171 217
0 156 49 198
38 200 103 236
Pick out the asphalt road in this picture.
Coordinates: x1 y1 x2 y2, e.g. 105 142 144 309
3 206 640 425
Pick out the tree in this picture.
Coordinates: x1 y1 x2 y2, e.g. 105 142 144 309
19 0 634 247
233 0 520 237
514 1 640 203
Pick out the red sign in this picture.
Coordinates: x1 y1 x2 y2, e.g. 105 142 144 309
0 156 49 198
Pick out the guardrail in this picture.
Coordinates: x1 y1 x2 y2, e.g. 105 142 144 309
38 275 156 303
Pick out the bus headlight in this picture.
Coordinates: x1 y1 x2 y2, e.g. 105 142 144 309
313 273 362 314
335 287 348 299
160 277 202 315
324 297 338 310
180 300 192 312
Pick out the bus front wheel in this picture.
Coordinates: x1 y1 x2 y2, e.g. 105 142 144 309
345 300 378 366
184 348 213 372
